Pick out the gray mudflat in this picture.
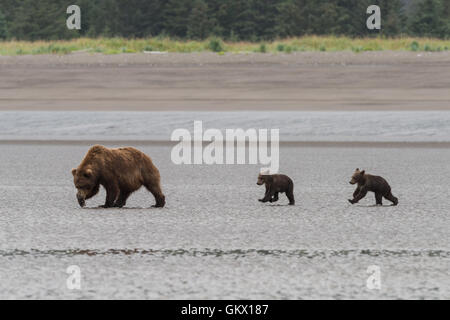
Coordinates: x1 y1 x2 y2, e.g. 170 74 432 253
0 144 449 299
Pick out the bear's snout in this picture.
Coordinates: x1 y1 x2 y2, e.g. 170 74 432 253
76 192 86 207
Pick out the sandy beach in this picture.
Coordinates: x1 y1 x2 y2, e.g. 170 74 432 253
1 51 449 111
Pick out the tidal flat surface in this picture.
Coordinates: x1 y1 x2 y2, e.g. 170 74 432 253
0 144 449 299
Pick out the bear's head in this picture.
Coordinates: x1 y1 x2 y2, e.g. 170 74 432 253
257 174 273 185
71 167 98 207
349 168 365 185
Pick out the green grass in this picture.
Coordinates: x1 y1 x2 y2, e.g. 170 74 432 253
207 38 224 52
1 36 449 55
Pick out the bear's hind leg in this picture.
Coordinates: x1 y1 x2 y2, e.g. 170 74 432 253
144 182 165 208
375 193 383 206
286 191 295 206
384 192 398 206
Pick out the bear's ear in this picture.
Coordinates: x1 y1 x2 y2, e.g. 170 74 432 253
71 168 77 176
355 168 360 172
360 170 365 175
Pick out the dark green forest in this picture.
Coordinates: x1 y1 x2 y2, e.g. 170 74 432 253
0 0 448 40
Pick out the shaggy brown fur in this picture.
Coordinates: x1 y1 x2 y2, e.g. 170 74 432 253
348 168 398 206
257 173 295 205
72 145 165 208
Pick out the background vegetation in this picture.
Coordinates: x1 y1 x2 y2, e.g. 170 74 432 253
0 0 449 40
1 36 449 55
0 0 448 54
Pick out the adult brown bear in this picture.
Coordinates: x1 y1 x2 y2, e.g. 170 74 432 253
348 168 398 206
71 145 165 208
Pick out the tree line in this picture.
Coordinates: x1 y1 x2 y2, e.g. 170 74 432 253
0 0 448 41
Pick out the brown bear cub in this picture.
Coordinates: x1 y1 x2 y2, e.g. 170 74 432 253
257 173 295 205
348 168 398 206
72 145 165 208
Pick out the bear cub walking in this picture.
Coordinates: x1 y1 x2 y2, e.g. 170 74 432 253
257 173 295 205
72 145 165 208
348 168 398 206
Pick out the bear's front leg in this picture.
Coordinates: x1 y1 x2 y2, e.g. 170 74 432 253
259 184 269 202
270 192 279 203
353 186 361 199
259 196 272 203
114 191 131 208
101 184 119 208
259 189 274 203
349 186 362 204
348 188 368 204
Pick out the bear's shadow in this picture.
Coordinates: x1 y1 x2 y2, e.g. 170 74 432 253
354 204 396 208
82 206 162 210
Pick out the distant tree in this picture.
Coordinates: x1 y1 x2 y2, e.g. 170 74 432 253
252 0 280 40
443 0 450 37
445 0 450 16
302 0 332 35
373 0 407 36
0 9 7 39
115 0 164 38
274 0 307 37
0 0 447 41
187 0 212 39
315 0 353 35
162 0 192 37
7 0 77 40
409 0 449 38
229 0 260 40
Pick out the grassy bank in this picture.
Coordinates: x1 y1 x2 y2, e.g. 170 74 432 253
1 36 450 55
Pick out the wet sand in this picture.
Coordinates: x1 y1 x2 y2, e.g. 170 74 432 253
1 51 449 111
0 143 449 299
